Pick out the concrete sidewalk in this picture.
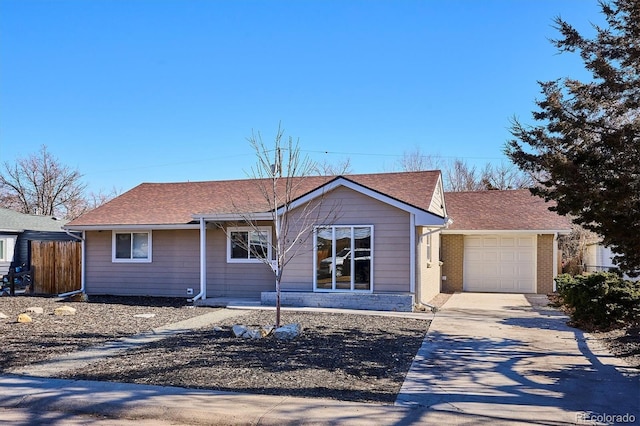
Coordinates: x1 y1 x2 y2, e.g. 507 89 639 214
0 294 637 425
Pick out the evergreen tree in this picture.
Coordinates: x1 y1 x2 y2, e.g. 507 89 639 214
506 0 640 275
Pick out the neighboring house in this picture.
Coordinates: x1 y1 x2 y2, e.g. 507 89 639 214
441 190 572 294
0 208 73 276
584 243 638 281
64 172 572 311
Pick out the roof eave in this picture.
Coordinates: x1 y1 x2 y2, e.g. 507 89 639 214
441 229 572 235
64 224 201 231
192 212 274 222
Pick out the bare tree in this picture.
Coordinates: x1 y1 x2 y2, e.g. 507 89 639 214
558 223 599 275
0 145 87 218
395 148 531 191
397 146 442 172
444 159 485 192
479 162 535 190
313 158 353 176
228 126 339 327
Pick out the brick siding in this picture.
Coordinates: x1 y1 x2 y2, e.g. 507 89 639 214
537 234 555 294
441 234 464 292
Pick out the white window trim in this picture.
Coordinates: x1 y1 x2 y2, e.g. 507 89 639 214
0 237 15 263
112 231 152 263
313 225 374 293
226 226 272 264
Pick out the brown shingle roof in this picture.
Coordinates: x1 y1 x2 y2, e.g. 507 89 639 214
66 171 442 227
444 189 571 231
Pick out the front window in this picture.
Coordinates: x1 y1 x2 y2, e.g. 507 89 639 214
315 225 373 292
227 227 271 263
0 240 5 261
113 231 152 262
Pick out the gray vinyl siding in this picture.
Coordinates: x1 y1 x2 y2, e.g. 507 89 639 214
84 230 200 297
205 226 275 298
281 186 411 293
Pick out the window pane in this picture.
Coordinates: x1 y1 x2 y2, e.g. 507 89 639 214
0 240 4 259
316 228 332 289
132 233 149 259
115 234 132 259
354 227 371 290
231 231 249 259
249 230 269 259
335 227 351 290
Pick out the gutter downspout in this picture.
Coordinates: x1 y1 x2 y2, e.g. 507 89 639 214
552 232 559 292
191 217 207 302
415 217 452 313
58 230 85 298
409 214 416 294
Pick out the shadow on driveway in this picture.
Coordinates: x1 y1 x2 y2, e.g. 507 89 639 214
396 293 639 425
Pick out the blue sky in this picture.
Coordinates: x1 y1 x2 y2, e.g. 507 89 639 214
0 0 602 194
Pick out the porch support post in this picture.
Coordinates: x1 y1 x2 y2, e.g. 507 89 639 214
409 213 416 294
199 217 207 300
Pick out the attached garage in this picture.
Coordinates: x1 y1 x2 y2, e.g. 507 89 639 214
463 234 536 293
440 190 571 295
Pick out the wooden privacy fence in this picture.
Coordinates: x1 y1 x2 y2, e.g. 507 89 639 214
31 240 81 295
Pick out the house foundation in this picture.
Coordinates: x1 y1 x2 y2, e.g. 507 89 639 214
260 291 415 312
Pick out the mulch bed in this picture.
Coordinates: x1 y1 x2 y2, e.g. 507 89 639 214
0 295 432 404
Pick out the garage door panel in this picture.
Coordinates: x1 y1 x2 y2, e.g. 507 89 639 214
483 238 498 247
500 237 515 247
464 235 536 293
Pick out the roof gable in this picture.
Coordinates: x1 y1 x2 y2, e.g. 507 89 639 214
66 171 444 228
443 189 571 232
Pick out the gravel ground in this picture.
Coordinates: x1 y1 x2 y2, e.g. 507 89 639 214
0 295 211 371
2 292 634 405
1 295 432 404
60 309 431 403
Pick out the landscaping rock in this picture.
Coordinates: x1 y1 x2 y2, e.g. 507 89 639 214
25 307 43 315
242 328 263 339
17 313 32 323
274 323 302 340
133 313 155 319
232 325 247 337
54 306 77 316
0 312 8 319
260 325 275 337
67 293 89 302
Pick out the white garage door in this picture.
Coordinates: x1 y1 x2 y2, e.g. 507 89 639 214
464 235 536 293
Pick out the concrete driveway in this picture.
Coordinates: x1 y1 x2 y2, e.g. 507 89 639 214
396 293 639 425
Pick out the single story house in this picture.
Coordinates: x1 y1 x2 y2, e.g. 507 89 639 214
0 208 74 277
441 190 571 294
64 171 571 311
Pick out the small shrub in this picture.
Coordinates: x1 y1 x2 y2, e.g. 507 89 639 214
555 272 640 330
